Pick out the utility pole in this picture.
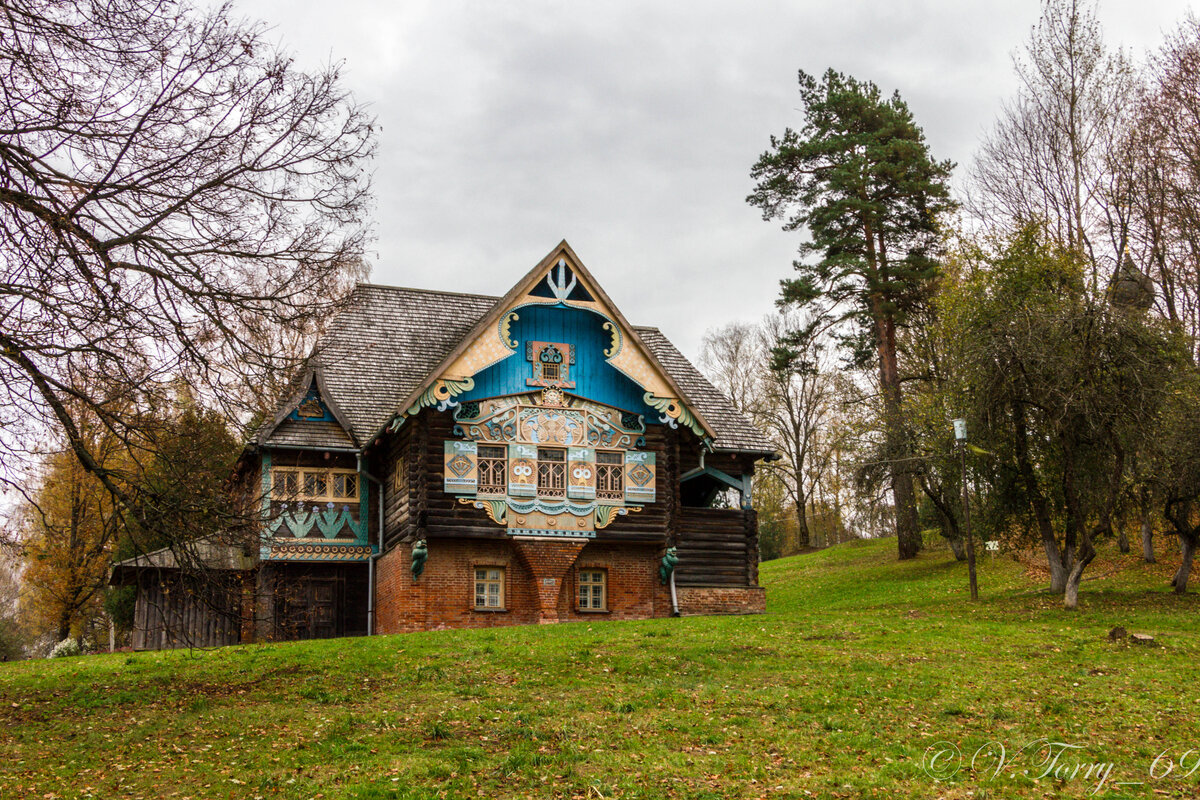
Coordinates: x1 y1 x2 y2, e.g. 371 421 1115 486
953 419 978 600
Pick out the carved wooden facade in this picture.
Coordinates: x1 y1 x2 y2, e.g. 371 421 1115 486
112 242 774 646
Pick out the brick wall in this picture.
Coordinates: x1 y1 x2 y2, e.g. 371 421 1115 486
676 586 766 616
375 538 729 633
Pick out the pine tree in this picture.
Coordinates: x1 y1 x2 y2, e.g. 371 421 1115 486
748 69 955 559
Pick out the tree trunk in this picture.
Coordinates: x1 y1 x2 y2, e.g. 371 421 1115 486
947 533 966 562
1141 503 1156 563
794 502 811 551
1013 402 1067 592
1171 533 1196 594
1116 523 1130 554
1063 535 1096 610
873 304 920 560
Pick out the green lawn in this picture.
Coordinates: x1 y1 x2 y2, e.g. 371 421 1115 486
2 539 1198 800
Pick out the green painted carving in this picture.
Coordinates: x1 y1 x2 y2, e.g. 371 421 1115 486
602 321 621 358
405 376 476 416
642 392 706 438
358 469 370 543
659 546 679 585
268 508 317 538
260 451 273 527
317 506 355 539
411 539 428 580
268 505 358 539
500 311 520 348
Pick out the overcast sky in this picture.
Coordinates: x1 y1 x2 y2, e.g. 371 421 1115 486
232 0 1194 361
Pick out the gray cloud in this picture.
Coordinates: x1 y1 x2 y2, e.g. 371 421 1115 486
233 0 1194 358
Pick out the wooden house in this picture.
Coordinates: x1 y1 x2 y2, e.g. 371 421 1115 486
113 242 774 647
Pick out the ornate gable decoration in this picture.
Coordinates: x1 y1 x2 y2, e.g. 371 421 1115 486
388 242 714 441
527 341 575 389
444 392 651 538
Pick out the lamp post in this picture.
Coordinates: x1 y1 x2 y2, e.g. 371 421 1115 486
953 418 978 600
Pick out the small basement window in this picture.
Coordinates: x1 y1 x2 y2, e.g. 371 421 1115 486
578 569 607 611
474 567 505 610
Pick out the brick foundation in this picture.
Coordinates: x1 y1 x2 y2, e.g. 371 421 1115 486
375 539 763 633
676 586 766 616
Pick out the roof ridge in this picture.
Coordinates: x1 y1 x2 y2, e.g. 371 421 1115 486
356 282 500 302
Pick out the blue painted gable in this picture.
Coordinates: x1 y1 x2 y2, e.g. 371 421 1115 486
457 304 656 418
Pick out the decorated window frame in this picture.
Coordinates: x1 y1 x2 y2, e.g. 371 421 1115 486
595 450 624 502
526 341 576 389
477 444 507 496
536 447 567 497
273 467 359 502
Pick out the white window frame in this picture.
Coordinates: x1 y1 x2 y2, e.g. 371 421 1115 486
474 566 506 610
577 568 607 612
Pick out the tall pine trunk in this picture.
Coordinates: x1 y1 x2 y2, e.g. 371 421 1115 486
874 304 920 560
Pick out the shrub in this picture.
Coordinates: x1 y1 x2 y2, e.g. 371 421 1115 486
48 638 82 659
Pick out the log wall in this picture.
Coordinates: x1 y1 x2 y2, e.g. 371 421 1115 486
132 572 243 650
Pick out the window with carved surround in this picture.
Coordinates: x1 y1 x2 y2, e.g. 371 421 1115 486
537 447 566 497
474 567 505 609
578 569 607 611
273 468 359 502
596 451 624 501
477 445 507 495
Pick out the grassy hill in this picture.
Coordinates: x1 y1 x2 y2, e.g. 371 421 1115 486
2 539 1198 799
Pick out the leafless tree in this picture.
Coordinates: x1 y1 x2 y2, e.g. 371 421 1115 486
971 0 1135 292
0 0 374 544
701 315 838 550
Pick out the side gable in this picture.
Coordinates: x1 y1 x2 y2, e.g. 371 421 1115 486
388 241 717 442
258 369 358 450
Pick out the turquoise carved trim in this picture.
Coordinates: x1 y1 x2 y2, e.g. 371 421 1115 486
267 503 358 539
358 466 369 544
506 497 597 516
509 528 596 539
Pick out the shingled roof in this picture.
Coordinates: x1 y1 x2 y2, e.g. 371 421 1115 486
260 283 774 454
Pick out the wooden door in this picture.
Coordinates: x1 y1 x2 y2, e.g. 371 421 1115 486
309 580 337 639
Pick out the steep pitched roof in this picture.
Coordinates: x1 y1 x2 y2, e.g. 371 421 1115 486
259 282 773 455
635 327 773 453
